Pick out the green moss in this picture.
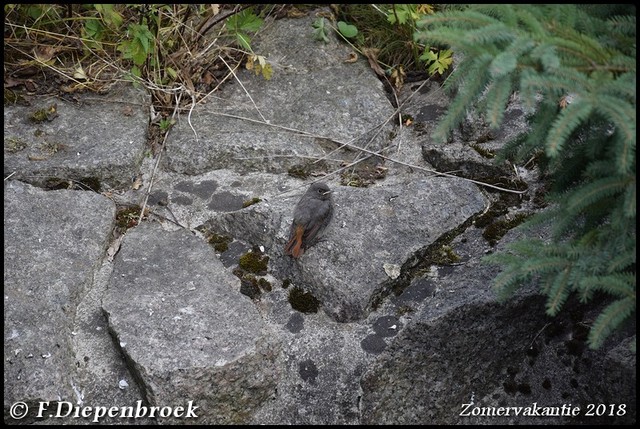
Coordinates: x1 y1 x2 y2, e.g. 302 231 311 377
482 213 530 246
240 275 261 300
30 104 58 123
389 215 477 298
340 163 388 188
470 143 495 159
430 244 461 265
4 89 22 105
288 287 320 314
287 164 310 179
242 197 262 208
238 251 269 275
195 224 234 253
258 278 272 292
395 304 414 316
208 233 232 253
5 137 28 153
41 141 64 155
399 113 414 126
282 279 292 289
116 206 143 229
474 192 525 228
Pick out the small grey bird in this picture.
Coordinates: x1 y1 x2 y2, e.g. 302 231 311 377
284 182 333 258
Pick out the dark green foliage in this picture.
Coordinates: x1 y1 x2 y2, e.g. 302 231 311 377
416 5 635 350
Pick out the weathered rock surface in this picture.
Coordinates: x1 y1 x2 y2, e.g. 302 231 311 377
3 8 635 426
4 181 115 421
165 12 394 176
360 227 637 425
102 222 279 424
4 85 148 190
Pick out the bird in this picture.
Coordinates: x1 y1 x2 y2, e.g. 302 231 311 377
284 182 334 258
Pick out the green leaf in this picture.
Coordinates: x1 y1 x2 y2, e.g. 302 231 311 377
312 18 330 43
235 32 252 51
166 67 177 79
84 18 104 40
337 21 358 39
94 4 123 29
226 8 263 33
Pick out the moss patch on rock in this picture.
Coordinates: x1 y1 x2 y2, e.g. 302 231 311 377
238 250 269 275
288 287 320 314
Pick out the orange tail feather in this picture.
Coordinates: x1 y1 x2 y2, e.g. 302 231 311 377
285 225 305 258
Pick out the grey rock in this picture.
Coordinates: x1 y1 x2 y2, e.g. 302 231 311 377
4 85 149 189
165 13 395 176
359 227 636 425
278 177 487 322
206 174 486 323
3 9 635 426
102 222 279 424
249 307 371 425
4 181 115 419
421 96 530 183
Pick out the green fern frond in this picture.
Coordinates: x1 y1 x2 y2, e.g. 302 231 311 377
515 117 554 163
530 43 560 71
580 273 636 299
514 7 546 37
432 54 493 142
520 71 588 101
463 23 515 46
607 54 637 72
599 72 636 101
416 10 500 31
607 14 637 36
484 77 513 128
595 94 636 142
545 267 572 315
583 160 618 178
565 176 630 213
545 101 594 158
494 37 536 76
492 267 530 300
521 256 569 277
607 249 636 274
414 27 473 52
622 182 636 218
612 133 635 176
416 4 636 349
503 238 548 257
475 4 518 27
588 297 635 349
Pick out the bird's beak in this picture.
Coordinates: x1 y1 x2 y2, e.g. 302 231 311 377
322 190 332 195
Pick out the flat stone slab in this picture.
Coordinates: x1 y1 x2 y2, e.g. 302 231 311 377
206 175 487 322
165 13 394 175
4 85 149 189
286 176 487 322
4 181 115 412
102 222 279 424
